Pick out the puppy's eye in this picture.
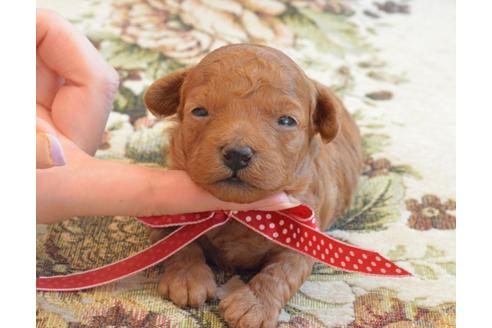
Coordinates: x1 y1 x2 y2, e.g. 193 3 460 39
277 115 297 127
191 107 208 117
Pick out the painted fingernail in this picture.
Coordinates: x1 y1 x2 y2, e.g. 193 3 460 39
47 133 66 166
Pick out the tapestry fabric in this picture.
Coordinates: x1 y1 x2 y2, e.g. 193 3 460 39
36 0 456 327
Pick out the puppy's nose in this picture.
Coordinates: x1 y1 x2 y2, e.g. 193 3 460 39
222 146 254 171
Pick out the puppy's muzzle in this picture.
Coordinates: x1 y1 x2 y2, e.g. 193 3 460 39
221 145 254 172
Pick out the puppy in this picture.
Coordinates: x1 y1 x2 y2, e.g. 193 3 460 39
144 44 363 327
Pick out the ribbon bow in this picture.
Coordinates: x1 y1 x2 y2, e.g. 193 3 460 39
37 205 410 291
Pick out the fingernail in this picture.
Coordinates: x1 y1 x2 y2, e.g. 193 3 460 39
270 195 301 210
284 195 301 207
46 133 66 166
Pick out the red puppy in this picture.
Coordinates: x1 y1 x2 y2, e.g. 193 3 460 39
145 44 363 328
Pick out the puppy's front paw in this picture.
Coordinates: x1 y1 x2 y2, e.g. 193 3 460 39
159 262 217 308
219 285 279 328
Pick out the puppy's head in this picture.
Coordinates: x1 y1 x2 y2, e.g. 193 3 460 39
145 44 341 203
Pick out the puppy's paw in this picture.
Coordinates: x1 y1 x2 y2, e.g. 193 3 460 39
159 262 216 308
219 285 279 328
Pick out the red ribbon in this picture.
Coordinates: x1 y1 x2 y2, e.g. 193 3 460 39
37 205 411 291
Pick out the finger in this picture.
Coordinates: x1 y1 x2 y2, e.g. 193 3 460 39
36 132 66 169
36 55 63 109
37 107 66 169
218 193 301 212
37 159 178 223
37 104 95 164
35 163 298 224
143 171 300 214
235 193 301 211
36 9 119 155
36 115 59 135
35 164 227 222
36 9 117 86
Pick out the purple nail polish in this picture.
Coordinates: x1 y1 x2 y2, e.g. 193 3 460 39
48 134 66 166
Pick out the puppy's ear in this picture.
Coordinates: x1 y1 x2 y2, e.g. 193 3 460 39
312 81 341 143
144 69 188 117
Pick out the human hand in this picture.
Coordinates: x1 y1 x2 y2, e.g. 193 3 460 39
36 9 119 163
36 9 298 224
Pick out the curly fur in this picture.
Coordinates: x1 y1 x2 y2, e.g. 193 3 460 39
145 44 363 327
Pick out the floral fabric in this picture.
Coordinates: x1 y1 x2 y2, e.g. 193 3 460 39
36 0 456 327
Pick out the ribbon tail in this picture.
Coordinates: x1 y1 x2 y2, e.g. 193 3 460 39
232 212 412 277
311 232 413 277
37 215 228 291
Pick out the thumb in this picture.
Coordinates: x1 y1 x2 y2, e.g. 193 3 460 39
36 132 66 169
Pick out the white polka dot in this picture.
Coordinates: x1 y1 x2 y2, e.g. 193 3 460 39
324 249 329 254
357 259 363 264
371 261 376 267
385 263 391 268
304 246 308 251
282 228 288 235
362 253 368 259
353 264 359 270
308 241 313 247
301 237 305 243
329 243 333 250
256 215 262 221
366 267 372 272
316 245 321 251
293 233 297 239
338 247 343 254
286 237 291 243
313 250 317 256
349 251 355 256
304 232 308 238
334 252 339 259
296 242 300 247
321 240 325 246
396 268 402 273
341 261 346 267
345 256 351 262
330 258 335 264
259 224 265 230
266 214 272 219
380 268 386 273
375 256 382 261
289 224 294 230
321 253 326 260
245 216 252 222
273 232 279 238
269 223 275 229
296 228 300 234
279 220 285 226
313 235 317 241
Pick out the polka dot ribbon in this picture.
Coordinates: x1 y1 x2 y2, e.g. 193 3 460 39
36 205 411 291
